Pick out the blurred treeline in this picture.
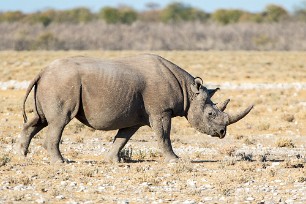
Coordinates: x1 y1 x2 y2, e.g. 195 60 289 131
1 2 306 50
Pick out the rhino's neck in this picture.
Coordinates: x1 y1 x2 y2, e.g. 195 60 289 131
161 58 194 117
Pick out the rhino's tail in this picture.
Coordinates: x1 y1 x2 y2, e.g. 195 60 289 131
23 71 42 123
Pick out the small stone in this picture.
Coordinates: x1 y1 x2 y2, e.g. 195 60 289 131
35 197 45 204
55 195 65 200
246 197 254 201
183 200 195 204
285 199 294 204
186 179 196 188
203 197 213 201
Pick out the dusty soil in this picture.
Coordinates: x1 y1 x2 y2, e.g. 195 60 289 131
0 51 305 203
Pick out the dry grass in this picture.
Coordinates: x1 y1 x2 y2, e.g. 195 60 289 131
275 138 296 148
0 51 305 203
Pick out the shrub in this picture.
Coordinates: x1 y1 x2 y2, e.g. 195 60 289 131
0 154 11 167
263 4 288 22
160 2 208 23
0 11 25 22
32 32 63 50
212 9 245 24
99 7 137 24
99 7 121 24
119 8 138 25
24 12 53 26
275 138 295 148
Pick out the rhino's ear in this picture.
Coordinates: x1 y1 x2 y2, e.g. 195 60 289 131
191 77 203 94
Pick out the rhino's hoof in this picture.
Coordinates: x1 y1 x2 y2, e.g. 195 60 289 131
50 157 65 164
104 153 120 163
14 143 27 157
164 155 180 163
105 155 120 163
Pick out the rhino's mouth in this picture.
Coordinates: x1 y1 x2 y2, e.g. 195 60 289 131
212 128 226 139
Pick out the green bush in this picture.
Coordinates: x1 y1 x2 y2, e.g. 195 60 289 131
212 9 245 24
160 2 208 23
263 4 288 22
24 11 53 26
99 7 137 24
50 7 94 23
99 7 121 24
119 8 138 24
239 13 264 23
32 32 63 50
0 11 25 22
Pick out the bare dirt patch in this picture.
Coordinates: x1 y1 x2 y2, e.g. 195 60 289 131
0 51 305 203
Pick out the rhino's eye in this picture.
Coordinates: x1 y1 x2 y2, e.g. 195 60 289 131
208 111 216 118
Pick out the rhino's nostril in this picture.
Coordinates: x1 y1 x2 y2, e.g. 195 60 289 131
220 129 225 136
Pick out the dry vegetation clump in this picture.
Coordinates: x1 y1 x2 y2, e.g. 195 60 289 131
218 145 237 157
281 113 295 122
1 22 306 51
0 154 11 167
275 138 295 148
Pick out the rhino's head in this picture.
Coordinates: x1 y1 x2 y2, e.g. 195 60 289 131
186 77 253 139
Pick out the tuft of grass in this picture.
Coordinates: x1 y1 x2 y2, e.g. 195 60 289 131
8 175 32 185
282 159 304 168
0 154 11 167
72 123 86 134
257 123 270 131
243 137 256 145
234 134 244 140
236 152 253 162
171 161 193 174
219 145 237 157
275 138 295 148
80 168 99 177
75 135 84 143
220 157 237 168
281 114 295 122
268 169 276 177
133 150 146 161
119 147 133 162
297 177 306 183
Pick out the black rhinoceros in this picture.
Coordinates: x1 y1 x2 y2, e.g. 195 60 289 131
16 54 253 163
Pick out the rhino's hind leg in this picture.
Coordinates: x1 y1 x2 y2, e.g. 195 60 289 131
15 116 47 157
45 120 68 163
106 126 140 163
151 111 179 162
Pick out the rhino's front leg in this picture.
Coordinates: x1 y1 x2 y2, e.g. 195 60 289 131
151 111 179 162
106 126 140 163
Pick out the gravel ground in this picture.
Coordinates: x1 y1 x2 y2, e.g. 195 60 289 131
0 134 305 203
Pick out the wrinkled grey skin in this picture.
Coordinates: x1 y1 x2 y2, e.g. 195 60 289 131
15 54 253 163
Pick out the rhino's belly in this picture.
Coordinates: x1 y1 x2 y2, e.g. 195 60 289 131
76 93 147 130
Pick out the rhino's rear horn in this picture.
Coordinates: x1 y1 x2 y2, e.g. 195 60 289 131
219 99 230 111
208 88 220 98
227 105 254 125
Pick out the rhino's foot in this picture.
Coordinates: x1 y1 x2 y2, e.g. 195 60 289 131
104 153 120 163
164 154 180 163
14 141 28 157
49 157 65 164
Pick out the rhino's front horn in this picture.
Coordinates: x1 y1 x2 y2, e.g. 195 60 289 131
227 105 254 125
219 99 230 111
